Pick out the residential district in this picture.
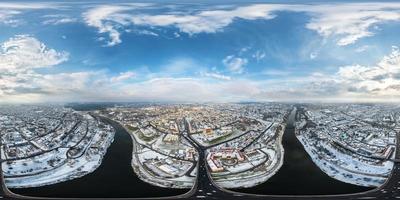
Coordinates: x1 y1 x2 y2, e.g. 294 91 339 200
98 103 289 188
295 104 400 187
0 103 399 189
0 105 115 188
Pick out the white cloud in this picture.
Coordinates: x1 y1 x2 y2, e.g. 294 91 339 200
0 2 59 9
355 45 370 53
0 35 256 103
2 34 400 103
160 58 197 74
0 35 70 102
129 4 277 35
303 3 400 46
42 14 77 25
82 4 278 46
240 47 250 54
82 3 400 46
257 46 400 101
82 4 151 46
119 77 260 102
134 29 159 37
0 10 21 26
37 72 98 94
0 35 69 73
309 51 318 59
110 71 136 83
251 46 400 101
223 55 247 74
201 72 231 80
0 2 63 26
83 5 129 46
336 46 400 96
252 51 266 62
262 69 291 76
121 78 218 102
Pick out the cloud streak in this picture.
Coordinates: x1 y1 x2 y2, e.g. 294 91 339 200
81 3 400 46
82 4 277 46
303 3 400 46
201 72 231 81
223 55 247 74
82 3 152 46
0 2 63 26
42 14 77 25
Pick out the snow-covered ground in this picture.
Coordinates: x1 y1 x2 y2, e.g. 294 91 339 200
212 124 286 188
129 130 196 189
3 113 115 188
297 133 392 187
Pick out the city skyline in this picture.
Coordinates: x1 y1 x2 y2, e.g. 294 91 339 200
1 1 400 103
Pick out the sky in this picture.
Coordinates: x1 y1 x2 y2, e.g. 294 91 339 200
1 1 400 103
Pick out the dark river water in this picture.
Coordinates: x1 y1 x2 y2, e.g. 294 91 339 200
10 108 372 198
10 119 189 198
232 108 372 195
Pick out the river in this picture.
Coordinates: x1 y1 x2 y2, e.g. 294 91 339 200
232 108 372 195
10 119 189 198
10 107 372 197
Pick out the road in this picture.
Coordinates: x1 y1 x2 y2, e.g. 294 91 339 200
2 112 400 199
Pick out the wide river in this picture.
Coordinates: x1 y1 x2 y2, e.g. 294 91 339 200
10 108 372 197
10 118 189 198
232 108 371 195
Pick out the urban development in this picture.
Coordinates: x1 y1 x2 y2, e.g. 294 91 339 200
0 103 399 189
295 104 400 187
0 105 115 188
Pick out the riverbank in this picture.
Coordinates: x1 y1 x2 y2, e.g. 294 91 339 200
232 108 372 195
212 123 286 188
9 118 189 198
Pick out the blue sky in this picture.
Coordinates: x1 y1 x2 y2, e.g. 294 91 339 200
1 1 400 103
